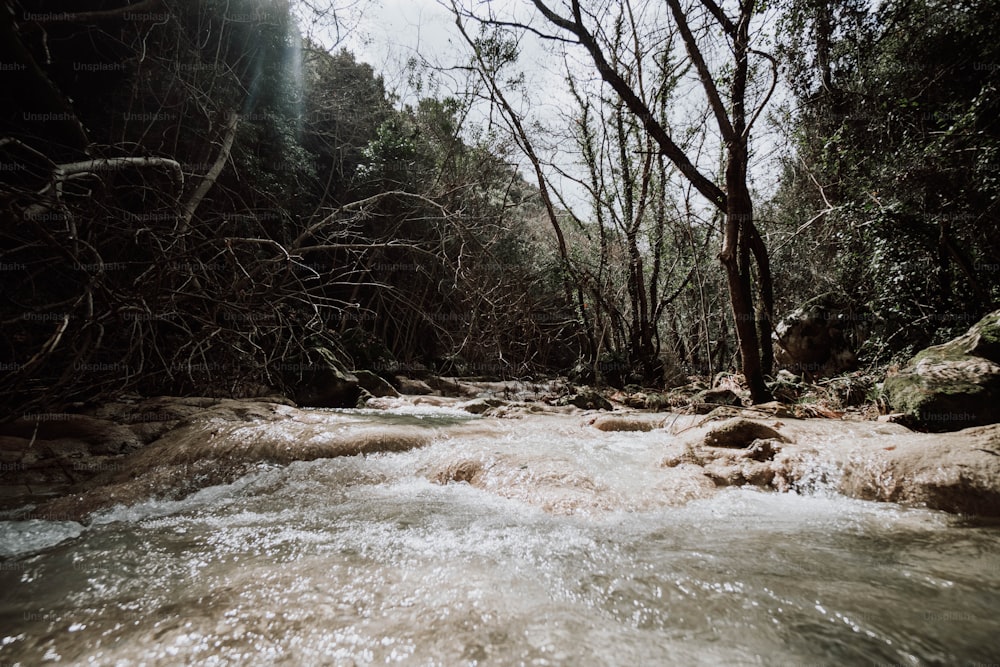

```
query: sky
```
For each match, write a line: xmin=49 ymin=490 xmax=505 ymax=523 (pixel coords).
xmin=340 ymin=0 xmax=460 ymax=97
xmin=337 ymin=0 xmax=571 ymax=115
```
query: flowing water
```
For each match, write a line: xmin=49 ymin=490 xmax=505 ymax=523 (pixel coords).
xmin=1 ymin=407 xmax=999 ymax=665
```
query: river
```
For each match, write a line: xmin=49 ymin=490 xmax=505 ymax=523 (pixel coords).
xmin=2 ymin=406 xmax=998 ymax=665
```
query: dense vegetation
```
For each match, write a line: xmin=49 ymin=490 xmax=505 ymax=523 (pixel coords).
xmin=1 ymin=0 xmax=578 ymax=415
xmin=768 ymin=0 xmax=1000 ymax=362
xmin=1 ymin=0 xmax=998 ymax=416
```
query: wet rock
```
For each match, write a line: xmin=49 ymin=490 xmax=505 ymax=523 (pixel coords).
xmin=0 ymin=414 xmax=144 ymax=509
xmin=292 ymin=351 xmax=361 ymax=408
xmin=32 ymin=399 xmax=438 ymax=522
xmin=425 ymin=376 xmax=480 ymax=398
xmin=744 ymin=438 xmax=782 ymax=462
xmin=694 ymin=388 xmax=742 ymax=407
xmin=394 ymin=376 xmax=434 ymax=395
xmin=432 ymin=459 xmax=485 ymax=485
xmin=446 ymin=455 xmax=616 ymax=515
xmin=883 ymin=310 xmax=1000 ymax=431
xmin=355 ymin=388 xmax=375 ymax=407
xmin=0 ymin=414 xmax=142 ymax=455
xmin=703 ymin=418 xmax=789 ymax=448
xmin=93 ymin=396 xmax=216 ymax=422
xmin=354 ymin=371 xmax=400 ymax=398
xmin=744 ymin=401 xmax=796 ymax=419
xmin=660 ymin=450 xmax=700 ymax=468
xmin=653 ymin=464 xmax=718 ymax=504
xmin=459 ymin=398 xmax=505 ymax=415
xmin=612 ymin=391 xmax=648 ymax=409
xmin=589 ymin=415 xmax=663 ymax=432
xmin=704 ymin=460 xmax=777 ymax=488
xmin=741 ymin=462 xmax=777 ymax=487
xmin=877 ymin=413 xmax=910 ymax=426
xmin=703 ymin=461 xmax=744 ymax=486
xmin=557 ymin=389 xmax=613 ymax=411
xmin=695 ymin=405 xmax=745 ymax=422
xmin=839 ymin=423 xmax=1000 ymax=516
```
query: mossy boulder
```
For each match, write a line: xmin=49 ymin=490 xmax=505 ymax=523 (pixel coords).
xmin=883 ymin=310 xmax=1000 ymax=431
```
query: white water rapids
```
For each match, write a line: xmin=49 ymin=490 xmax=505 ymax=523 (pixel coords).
xmin=1 ymin=407 xmax=998 ymax=665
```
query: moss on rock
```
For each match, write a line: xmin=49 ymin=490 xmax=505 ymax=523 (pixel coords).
xmin=884 ymin=310 xmax=1000 ymax=431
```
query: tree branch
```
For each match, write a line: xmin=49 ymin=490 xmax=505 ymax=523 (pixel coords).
xmin=531 ymin=0 xmax=726 ymax=209
xmin=745 ymin=48 xmax=778 ymax=139
xmin=179 ymin=111 xmax=239 ymax=232
xmin=57 ymin=156 xmax=183 ymax=184
xmin=665 ymin=0 xmax=736 ymax=144
xmin=697 ymin=0 xmax=736 ymax=37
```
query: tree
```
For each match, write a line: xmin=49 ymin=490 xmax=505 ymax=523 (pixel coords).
xmin=449 ymin=0 xmax=778 ymax=401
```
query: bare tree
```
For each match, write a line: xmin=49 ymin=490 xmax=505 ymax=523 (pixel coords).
xmin=450 ymin=0 xmax=778 ymax=401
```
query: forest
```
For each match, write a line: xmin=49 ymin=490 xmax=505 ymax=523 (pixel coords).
xmin=4 ymin=2 xmax=1000 ymax=663
xmin=2 ymin=0 xmax=999 ymax=417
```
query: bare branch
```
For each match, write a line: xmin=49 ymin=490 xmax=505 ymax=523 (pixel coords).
xmin=56 ymin=156 xmax=183 ymax=183
xmin=179 ymin=111 xmax=239 ymax=232
xmin=697 ymin=0 xmax=736 ymax=37
xmin=665 ymin=0 xmax=736 ymax=144
xmin=745 ymin=48 xmax=778 ymax=139
xmin=532 ymin=0 xmax=726 ymax=209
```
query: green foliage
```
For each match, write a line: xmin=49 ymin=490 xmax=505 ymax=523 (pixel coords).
xmin=768 ymin=0 xmax=1000 ymax=364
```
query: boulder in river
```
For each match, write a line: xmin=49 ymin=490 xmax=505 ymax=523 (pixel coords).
xmin=588 ymin=415 xmax=664 ymax=432
xmin=664 ymin=414 xmax=1000 ymax=517
xmin=9 ymin=396 xmax=1000 ymax=522
xmin=0 ymin=414 xmax=144 ymax=508
xmin=393 ymin=376 xmax=434 ymax=395
xmin=702 ymin=418 xmax=788 ymax=448
xmin=27 ymin=397 xmax=437 ymax=522
xmin=458 ymin=398 xmax=506 ymax=415
xmin=883 ymin=309 xmax=1000 ymax=431
xmin=838 ymin=423 xmax=1000 ymax=516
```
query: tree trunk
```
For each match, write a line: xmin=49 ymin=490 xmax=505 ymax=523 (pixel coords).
xmin=749 ymin=225 xmax=775 ymax=376
xmin=722 ymin=154 xmax=772 ymax=403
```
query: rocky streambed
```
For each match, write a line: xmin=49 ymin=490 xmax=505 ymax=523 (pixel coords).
xmin=3 ymin=389 xmax=1000 ymax=523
